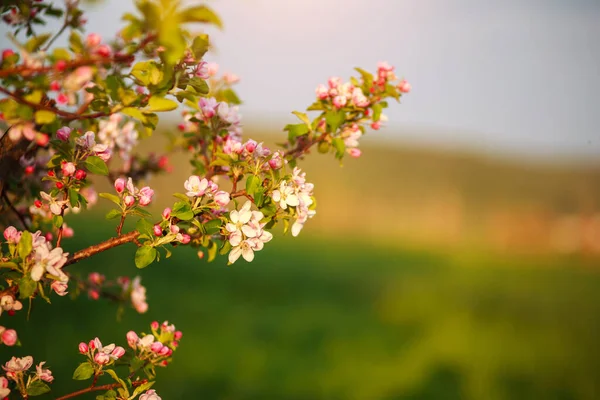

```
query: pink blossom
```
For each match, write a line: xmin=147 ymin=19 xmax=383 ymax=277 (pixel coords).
xmin=88 ymin=272 xmax=104 ymax=285
xmin=348 ymin=148 xmax=362 ymax=158
xmin=94 ymin=352 xmax=110 ymax=365
xmin=36 ymin=361 xmax=53 ymax=382
xmin=3 ymin=356 xmax=32 ymax=373
xmin=51 ymin=281 xmax=69 ymax=296
xmin=162 ymin=207 xmax=171 ymax=219
xmin=184 ymin=175 xmax=209 ymax=197
xmin=95 ymin=44 xmax=111 ymax=58
xmin=398 ymin=79 xmax=411 ymax=93
xmin=151 ymin=321 xmax=159 ymax=330
xmin=3 ymin=226 xmax=20 ymax=244
xmin=0 ymin=376 xmax=9 ymax=398
xmin=56 ymin=126 xmax=71 ymax=141
xmin=333 ymin=95 xmax=347 ymax=109
xmin=150 ymin=341 xmax=163 ymax=353
xmin=124 ymin=195 xmax=135 ymax=207
xmin=138 ymin=186 xmax=154 ymax=206
xmin=214 ymin=191 xmax=230 ymax=207
xmin=180 ymin=234 xmax=191 ymax=244
xmin=244 ymin=139 xmax=257 ymax=153
xmin=223 ymin=138 xmax=243 ymax=155
xmin=198 ymin=97 xmax=218 ymax=119
xmin=153 ymin=225 xmax=162 ymax=236
xmin=140 ymin=389 xmax=162 ymax=400
xmin=86 ymin=33 xmax=101 ymax=48
xmin=0 ymin=329 xmax=17 ymax=346
xmin=126 ymin=331 xmax=138 ymax=348
xmin=111 ymin=346 xmax=125 ymax=359
xmin=195 ymin=61 xmax=209 ymax=79
xmin=79 ymin=342 xmax=88 ymax=353
xmin=61 ymin=162 xmax=76 ymax=177
xmin=223 ymin=72 xmax=240 ymax=84
xmin=316 ymin=84 xmax=329 ymax=100
xmin=56 ymin=93 xmax=69 ymax=105
xmin=328 ymin=76 xmax=342 ymax=89
xmin=206 ymin=62 xmax=219 ymax=76
xmin=114 ymin=178 xmax=125 ymax=193
xmin=174 ymin=331 xmax=183 ymax=340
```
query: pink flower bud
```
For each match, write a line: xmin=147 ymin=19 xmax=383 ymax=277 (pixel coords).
xmin=398 ymin=79 xmax=411 ymax=93
xmin=3 ymin=226 xmax=19 ymax=243
xmin=151 ymin=321 xmax=159 ymax=330
xmin=55 ymin=60 xmax=67 ymax=71
xmin=315 ymin=84 xmax=329 ymax=100
xmin=159 ymin=346 xmax=171 ymax=356
xmin=245 ymin=139 xmax=257 ymax=153
xmin=333 ymin=95 xmax=347 ymax=109
xmin=2 ymin=49 xmax=14 ymax=59
xmin=1 ymin=329 xmax=17 ymax=346
xmin=150 ymin=341 xmax=164 ymax=353
xmin=61 ymin=162 xmax=76 ymax=177
xmin=24 ymin=165 xmax=34 ymax=175
xmin=114 ymin=178 xmax=125 ymax=193
xmin=89 ymin=289 xmax=100 ymax=300
xmin=214 ymin=191 xmax=230 ymax=207
xmin=348 ymin=148 xmax=362 ymax=158
xmin=371 ymin=121 xmax=381 ymax=130
xmin=170 ymin=225 xmax=180 ymax=234
xmin=89 ymin=340 xmax=96 ymax=350
xmin=50 ymin=81 xmax=61 ymax=91
xmin=197 ymin=250 xmax=204 ymax=259
xmin=126 ymin=331 xmax=138 ymax=347
xmin=96 ymin=44 xmax=111 ymax=58
xmin=86 ymin=33 xmax=101 ymax=48
xmin=138 ymin=186 xmax=154 ymax=206
xmin=111 ymin=346 xmax=126 ymax=358
xmin=124 ymin=195 xmax=135 ymax=207
xmin=172 ymin=340 xmax=179 ymax=347
xmin=79 ymin=342 xmax=88 ymax=353
xmin=56 ymin=126 xmax=71 ymax=142
xmin=180 ymin=234 xmax=191 ymax=244
xmin=88 ymin=272 xmax=104 ymax=285
xmin=56 ymin=93 xmax=69 ymax=105
xmin=94 ymin=352 xmax=110 ymax=365
xmin=162 ymin=208 xmax=171 ymax=219
xmin=174 ymin=331 xmax=183 ymax=340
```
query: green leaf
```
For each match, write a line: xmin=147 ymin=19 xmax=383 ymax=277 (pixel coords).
xmin=254 ymin=187 xmax=265 ymax=207
xmin=105 ymin=209 xmax=122 ymax=220
xmin=171 ymin=201 xmax=194 ymax=221
xmin=131 ymin=381 xmax=155 ymax=399
xmin=207 ymin=240 xmax=218 ymax=262
xmin=325 ymin=110 xmax=346 ymax=132
xmin=372 ymin=103 xmax=383 ymax=122
xmin=292 ymin=111 xmax=311 ymax=126
xmin=203 ymin=219 xmax=222 ymax=235
xmin=25 ymin=33 xmax=52 ymax=52
xmin=18 ymin=275 xmax=36 ymax=299
xmin=135 ymin=246 xmax=157 ymax=269
xmin=69 ymin=188 xmax=80 ymax=208
xmin=179 ymin=5 xmax=223 ymax=28
xmin=69 ymin=31 xmax=84 ymax=54
xmin=130 ymin=61 xmax=161 ymax=86
xmin=85 ymin=156 xmax=109 ymax=176
xmin=27 ymin=380 xmax=51 ymax=396
xmin=136 ymin=218 xmax=154 ymax=237
xmin=121 ymin=107 xmax=146 ymax=122
xmin=188 ymin=77 xmax=209 ymax=95
xmin=221 ymin=88 xmax=241 ymax=105
xmin=52 ymin=48 xmax=71 ymax=61
xmin=34 ymin=110 xmax=56 ymax=124
xmin=96 ymin=389 xmax=117 ymax=400
xmin=284 ymin=123 xmax=310 ymax=138
xmin=332 ymin=138 xmax=346 ymax=159
xmin=245 ymin=175 xmax=261 ymax=196
xmin=99 ymin=192 xmax=122 ymax=206
xmin=73 ymin=362 xmax=94 ymax=380
xmin=147 ymin=96 xmax=178 ymax=112
xmin=191 ymin=34 xmax=210 ymax=59
xmin=18 ymin=230 xmax=33 ymax=258
xmin=53 ymin=215 xmax=63 ymax=228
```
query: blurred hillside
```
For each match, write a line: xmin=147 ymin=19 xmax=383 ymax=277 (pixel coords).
xmin=135 ymin=125 xmax=600 ymax=258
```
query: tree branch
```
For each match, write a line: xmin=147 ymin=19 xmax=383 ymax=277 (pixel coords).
xmin=64 ymin=230 xmax=139 ymax=267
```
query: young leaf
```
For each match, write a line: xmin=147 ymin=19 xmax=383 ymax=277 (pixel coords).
xmin=98 ymin=193 xmax=122 ymax=206
xmin=85 ymin=156 xmax=109 ymax=176
xmin=34 ymin=110 xmax=56 ymax=124
xmin=135 ymin=246 xmax=157 ymax=269
xmin=18 ymin=275 xmax=36 ymax=299
xmin=18 ymin=230 xmax=33 ymax=258
xmin=147 ymin=96 xmax=178 ymax=112
xmin=105 ymin=209 xmax=122 ymax=220
xmin=245 ymin=175 xmax=261 ymax=196
xmin=325 ymin=110 xmax=346 ymax=132
xmin=73 ymin=362 xmax=94 ymax=380
xmin=27 ymin=380 xmax=51 ymax=396
xmin=179 ymin=5 xmax=223 ymax=28
xmin=284 ymin=123 xmax=310 ymax=138
xmin=171 ymin=201 xmax=194 ymax=221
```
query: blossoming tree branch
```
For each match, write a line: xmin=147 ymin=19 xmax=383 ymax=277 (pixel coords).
xmin=0 ymin=0 xmax=410 ymax=398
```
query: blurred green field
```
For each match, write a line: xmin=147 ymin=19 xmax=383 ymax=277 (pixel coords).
xmin=2 ymin=216 xmax=600 ymax=400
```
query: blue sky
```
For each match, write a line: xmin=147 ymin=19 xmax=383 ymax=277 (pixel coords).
xmin=4 ymin=0 xmax=600 ymax=162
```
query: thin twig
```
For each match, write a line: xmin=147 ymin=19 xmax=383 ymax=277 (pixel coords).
xmin=64 ymin=230 xmax=139 ymax=267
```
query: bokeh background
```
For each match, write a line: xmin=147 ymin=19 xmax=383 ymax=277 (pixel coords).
xmin=3 ymin=0 xmax=600 ymax=399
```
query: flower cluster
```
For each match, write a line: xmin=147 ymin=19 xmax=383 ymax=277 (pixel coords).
xmin=121 ymin=276 xmax=149 ymax=314
xmin=0 ymin=294 xmax=22 ymax=317
xmin=1 ymin=356 xmax=53 ymax=397
xmin=126 ymin=321 xmax=182 ymax=368
xmin=226 ymin=201 xmax=273 ymax=263
xmin=79 ymin=338 xmax=126 ymax=366
xmin=273 ymin=167 xmax=316 ymax=236
xmin=114 ymin=177 xmax=154 ymax=207
xmin=98 ymin=113 xmax=140 ymax=163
